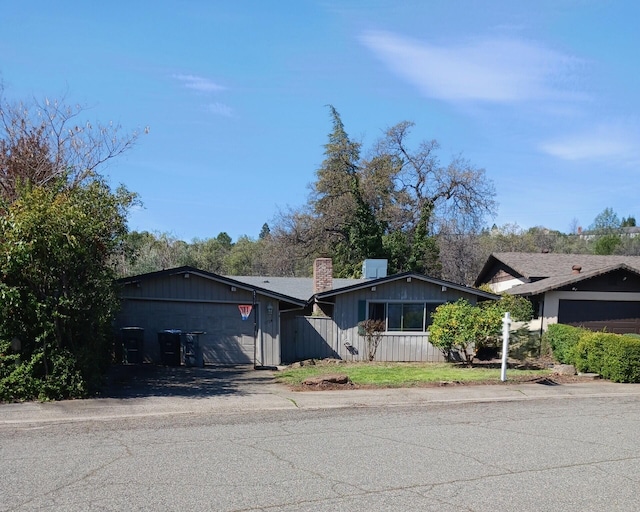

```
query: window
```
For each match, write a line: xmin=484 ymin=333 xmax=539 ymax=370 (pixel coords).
xmin=368 ymin=302 xmax=442 ymax=332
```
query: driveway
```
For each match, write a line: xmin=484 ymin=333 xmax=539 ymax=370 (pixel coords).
xmin=100 ymin=363 xmax=278 ymax=399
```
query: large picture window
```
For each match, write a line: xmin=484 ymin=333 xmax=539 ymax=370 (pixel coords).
xmin=368 ymin=302 xmax=441 ymax=332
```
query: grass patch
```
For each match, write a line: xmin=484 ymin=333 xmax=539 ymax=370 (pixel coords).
xmin=275 ymin=362 xmax=551 ymax=387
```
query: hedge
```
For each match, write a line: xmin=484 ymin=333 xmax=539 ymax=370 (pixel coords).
xmin=546 ymin=324 xmax=640 ymax=383
xmin=542 ymin=324 xmax=587 ymax=364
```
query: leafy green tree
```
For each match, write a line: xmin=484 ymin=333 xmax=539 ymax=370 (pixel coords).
xmin=621 ymin=216 xmax=636 ymax=228
xmin=0 ymin=90 xmax=139 ymax=400
xmin=590 ymin=207 xmax=621 ymax=233
xmin=259 ymin=223 xmax=271 ymax=240
xmin=593 ymin=234 xmax=622 ymax=255
xmin=0 ymin=181 xmax=136 ymax=398
xmin=429 ymin=299 xmax=502 ymax=364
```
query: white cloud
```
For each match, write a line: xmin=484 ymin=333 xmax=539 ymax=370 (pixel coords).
xmin=173 ymin=74 xmax=226 ymax=93
xmin=539 ymin=122 xmax=640 ymax=164
xmin=207 ymin=102 xmax=233 ymax=117
xmin=360 ymin=31 xmax=587 ymax=104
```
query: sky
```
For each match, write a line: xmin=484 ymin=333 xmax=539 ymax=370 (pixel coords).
xmin=1 ymin=1 xmax=639 ymax=242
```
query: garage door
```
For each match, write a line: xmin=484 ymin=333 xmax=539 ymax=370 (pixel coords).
xmin=558 ymin=300 xmax=640 ymax=334
xmin=122 ymin=301 xmax=256 ymax=364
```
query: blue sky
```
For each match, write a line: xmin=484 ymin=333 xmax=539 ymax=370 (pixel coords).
xmin=2 ymin=1 xmax=639 ymax=241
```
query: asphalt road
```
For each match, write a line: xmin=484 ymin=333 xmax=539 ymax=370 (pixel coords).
xmin=2 ymin=394 xmax=640 ymax=511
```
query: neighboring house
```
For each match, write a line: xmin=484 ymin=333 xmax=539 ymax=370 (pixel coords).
xmin=475 ymin=252 xmax=640 ymax=334
xmin=116 ymin=258 xmax=498 ymax=366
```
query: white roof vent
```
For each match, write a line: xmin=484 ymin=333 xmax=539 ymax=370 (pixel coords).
xmin=362 ymin=259 xmax=388 ymax=279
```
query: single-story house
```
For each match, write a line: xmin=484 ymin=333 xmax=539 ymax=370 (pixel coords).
xmin=116 ymin=258 xmax=498 ymax=366
xmin=475 ymin=252 xmax=640 ymax=334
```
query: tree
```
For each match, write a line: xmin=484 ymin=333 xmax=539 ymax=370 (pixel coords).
xmin=268 ymin=108 xmax=496 ymax=278
xmin=259 ymin=223 xmax=271 ymax=240
xmin=0 ymin=181 xmax=136 ymax=398
xmin=621 ymin=216 xmax=636 ymax=228
xmin=0 ymin=91 xmax=139 ymax=400
xmin=429 ymin=299 xmax=502 ymax=364
xmin=359 ymin=319 xmax=385 ymax=361
xmin=0 ymin=88 xmax=137 ymax=203
xmin=590 ymin=208 xmax=621 ymax=233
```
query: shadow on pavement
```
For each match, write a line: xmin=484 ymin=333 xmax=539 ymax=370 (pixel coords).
xmin=100 ymin=364 xmax=275 ymax=399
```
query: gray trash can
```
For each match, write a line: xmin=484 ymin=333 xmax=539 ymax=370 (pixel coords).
xmin=158 ymin=329 xmax=182 ymax=366
xmin=121 ymin=327 xmax=144 ymax=365
xmin=183 ymin=331 xmax=205 ymax=367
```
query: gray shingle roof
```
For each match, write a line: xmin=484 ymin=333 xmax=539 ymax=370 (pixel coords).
xmin=228 ymin=276 xmax=364 ymax=302
xmin=490 ymin=252 xmax=640 ymax=279
xmin=479 ymin=253 xmax=640 ymax=297
xmin=506 ymin=263 xmax=640 ymax=296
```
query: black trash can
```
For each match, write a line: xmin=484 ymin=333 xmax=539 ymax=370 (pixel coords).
xmin=158 ymin=329 xmax=181 ymax=366
xmin=121 ymin=327 xmax=144 ymax=365
xmin=183 ymin=331 xmax=205 ymax=367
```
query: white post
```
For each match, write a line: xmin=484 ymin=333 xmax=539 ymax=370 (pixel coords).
xmin=500 ymin=312 xmax=511 ymax=382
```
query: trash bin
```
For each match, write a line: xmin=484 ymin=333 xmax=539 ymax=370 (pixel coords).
xmin=121 ymin=327 xmax=144 ymax=364
xmin=158 ymin=329 xmax=181 ymax=366
xmin=183 ymin=331 xmax=205 ymax=367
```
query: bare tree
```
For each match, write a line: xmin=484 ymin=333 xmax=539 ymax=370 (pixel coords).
xmin=0 ymin=87 xmax=140 ymax=202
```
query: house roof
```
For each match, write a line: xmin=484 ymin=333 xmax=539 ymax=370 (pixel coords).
xmin=120 ymin=266 xmax=499 ymax=305
xmin=475 ymin=252 xmax=640 ymax=286
xmin=229 ymin=276 xmax=363 ymax=302
xmin=118 ymin=266 xmax=309 ymax=307
xmin=474 ymin=252 xmax=640 ymax=297
xmin=505 ymin=263 xmax=640 ymax=296
xmin=316 ymin=271 xmax=499 ymax=301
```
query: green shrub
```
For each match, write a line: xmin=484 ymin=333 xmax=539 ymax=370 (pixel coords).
xmin=573 ymin=331 xmax=613 ymax=374
xmin=543 ymin=324 xmax=586 ymax=364
xmin=0 ymin=343 xmax=87 ymax=402
xmin=601 ymin=336 xmax=640 ymax=383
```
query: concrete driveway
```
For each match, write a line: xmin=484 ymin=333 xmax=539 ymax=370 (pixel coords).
xmin=100 ymin=363 xmax=278 ymax=399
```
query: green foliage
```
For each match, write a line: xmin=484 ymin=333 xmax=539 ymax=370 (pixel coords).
xmin=544 ymin=325 xmax=640 ymax=383
xmin=542 ymin=323 xmax=586 ymax=364
xmin=0 ymin=341 xmax=86 ymax=402
xmin=621 ymin=216 xmax=636 ymax=228
xmin=590 ymin=207 xmax=621 ymax=233
xmin=0 ymin=182 xmax=134 ymax=399
xmin=573 ymin=331 xmax=611 ymax=374
xmin=573 ymin=331 xmax=640 ymax=383
xmin=593 ymin=234 xmax=622 ymax=255
xmin=601 ymin=336 xmax=640 ymax=383
xmin=491 ymin=294 xmax=534 ymax=322
xmin=429 ymin=299 xmax=502 ymax=364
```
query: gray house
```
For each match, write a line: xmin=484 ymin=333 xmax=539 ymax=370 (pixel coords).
xmin=116 ymin=258 xmax=498 ymax=366
xmin=475 ymin=252 xmax=640 ymax=334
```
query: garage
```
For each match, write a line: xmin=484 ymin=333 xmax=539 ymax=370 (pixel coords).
xmin=558 ymin=299 xmax=640 ymax=334
xmin=116 ymin=267 xmax=292 ymax=367
xmin=122 ymin=300 xmax=256 ymax=364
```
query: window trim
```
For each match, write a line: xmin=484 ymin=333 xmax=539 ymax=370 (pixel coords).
xmin=366 ymin=300 xmax=443 ymax=333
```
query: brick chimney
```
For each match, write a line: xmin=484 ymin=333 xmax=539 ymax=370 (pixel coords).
xmin=313 ymin=258 xmax=333 ymax=293
xmin=572 ymin=265 xmax=582 ymax=274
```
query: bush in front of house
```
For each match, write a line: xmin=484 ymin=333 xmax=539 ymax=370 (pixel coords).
xmin=430 ymin=299 xmax=502 ymax=364
xmin=542 ymin=324 xmax=587 ymax=364
xmin=0 ymin=339 xmax=87 ymax=402
xmin=600 ymin=335 xmax=640 ymax=383
xmin=573 ymin=331 xmax=615 ymax=375
xmin=551 ymin=327 xmax=640 ymax=383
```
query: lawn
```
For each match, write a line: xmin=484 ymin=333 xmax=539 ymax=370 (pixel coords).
xmin=275 ymin=362 xmax=551 ymax=388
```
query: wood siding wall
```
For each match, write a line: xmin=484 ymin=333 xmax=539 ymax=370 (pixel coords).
xmin=282 ymin=278 xmax=486 ymax=363
xmin=116 ymin=272 xmax=281 ymax=366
